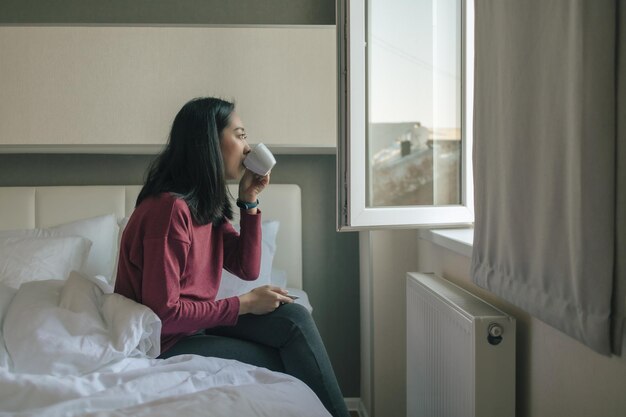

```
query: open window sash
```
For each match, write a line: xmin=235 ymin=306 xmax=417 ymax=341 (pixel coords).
xmin=337 ymin=0 xmax=474 ymax=231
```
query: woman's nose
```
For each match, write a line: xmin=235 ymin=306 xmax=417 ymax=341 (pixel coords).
xmin=243 ymin=142 xmax=252 ymax=154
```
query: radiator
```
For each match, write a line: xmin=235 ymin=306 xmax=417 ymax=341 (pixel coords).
xmin=406 ymin=272 xmax=516 ymax=417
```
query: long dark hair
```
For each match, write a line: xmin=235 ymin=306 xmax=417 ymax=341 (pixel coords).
xmin=137 ymin=97 xmax=234 ymax=225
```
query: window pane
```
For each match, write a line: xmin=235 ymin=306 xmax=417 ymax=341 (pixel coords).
xmin=367 ymin=0 xmax=462 ymax=207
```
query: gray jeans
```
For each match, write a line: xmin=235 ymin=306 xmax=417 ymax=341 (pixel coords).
xmin=158 ymin=303 xmax=350 ymax=417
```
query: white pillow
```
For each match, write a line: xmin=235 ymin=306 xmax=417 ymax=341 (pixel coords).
xmin=118 ymin=216 xmax=130 ymax=235
xmin=0 ymin=235 xmax=91 ymax=289
xmin=270 ymin=268 xmax=288 ymax=289
xmin=0 ymin=283 xmax=18 ymax=368
xmin=110 ymin=215 xmax=131 ymax=286
xmin=216 ymin=220 xmax=279 ymax=300
xmin=0 ymin=214 xmax=119 ymax=282
xmin=51 ymin=214 xmax=119 ymax=281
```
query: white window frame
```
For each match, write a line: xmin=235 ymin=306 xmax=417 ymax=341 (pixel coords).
xmin=337 ymin=0 xmax=475 ymax=230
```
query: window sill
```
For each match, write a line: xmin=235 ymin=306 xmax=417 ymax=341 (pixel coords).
xmin=418 ymin=227 xmax=474 ymax=258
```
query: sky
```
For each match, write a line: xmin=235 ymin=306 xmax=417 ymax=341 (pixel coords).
xmin=369 ymin=0 xmax=461 ymax=128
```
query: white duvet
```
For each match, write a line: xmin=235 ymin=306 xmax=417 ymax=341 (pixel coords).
xmin=0 ymin=272 xmax=330 ymax=417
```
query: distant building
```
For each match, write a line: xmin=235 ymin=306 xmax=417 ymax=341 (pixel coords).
xmin=369 ymin=122 xmax=460 ymax=207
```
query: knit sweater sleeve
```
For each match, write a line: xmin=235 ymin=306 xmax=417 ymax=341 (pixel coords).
xmin=222 ymin=209 xmax=263 ymax=281
xmin=140 ymin=235 xmax=240 ymax=336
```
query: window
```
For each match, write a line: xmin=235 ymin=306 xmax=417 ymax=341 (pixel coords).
xmin=337 ymin=0 xmax=474 ymax=230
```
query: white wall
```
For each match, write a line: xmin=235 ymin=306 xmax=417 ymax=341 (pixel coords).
xmin=362 ymin=230 xmax=626 ymax=417
xmin=0 ymin=26 xmax=336 ymax=149
xmin=419 ymin=239 xmax=626 ymax=417
xmin=360 ymin=230 xmax=417 ymax=417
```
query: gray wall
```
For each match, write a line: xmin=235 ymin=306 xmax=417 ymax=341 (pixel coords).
xmin=0 ymin=0 xmax=335 ymax=25
xmin=0 ymin=153 xmax=360 ymax=396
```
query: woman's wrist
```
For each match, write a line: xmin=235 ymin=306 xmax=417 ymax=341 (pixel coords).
xmin=236 ymin=198 xmax=258 ymax=209
xmin=238 ymin=293 xmax=251 ymax=315
xmin=236 ymin=198 xmax=259 ymax=214
xmin=238 ymin=193 xmax=257 ymax=203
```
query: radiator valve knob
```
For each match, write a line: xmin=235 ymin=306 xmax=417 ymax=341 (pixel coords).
xmin=488 ymin=323 xmax=503 ymax=338
xmin=487 ymin=323 xmax=504 ymax=345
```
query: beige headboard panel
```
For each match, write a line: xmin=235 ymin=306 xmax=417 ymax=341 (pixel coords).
xmin=0 ymin=184 xmax=302 ymax=288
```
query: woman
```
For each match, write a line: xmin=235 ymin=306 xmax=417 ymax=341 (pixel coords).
xmin=114 ymin=97 xmax=349 ymax=417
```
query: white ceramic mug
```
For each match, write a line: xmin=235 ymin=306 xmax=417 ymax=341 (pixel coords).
xmin=243 ymin=143 xmax=276 ymax=176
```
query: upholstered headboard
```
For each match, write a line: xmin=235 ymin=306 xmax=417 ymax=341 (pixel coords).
xmin=0 ymin=184 xmax=302 ymax=288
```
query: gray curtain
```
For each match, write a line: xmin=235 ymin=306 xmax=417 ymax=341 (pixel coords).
xmin=471 ymin=0 xmax=620 ymax=355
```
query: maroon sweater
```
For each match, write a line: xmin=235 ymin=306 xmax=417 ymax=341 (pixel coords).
xmin=114 ymin=193 xmax=262 ymax=353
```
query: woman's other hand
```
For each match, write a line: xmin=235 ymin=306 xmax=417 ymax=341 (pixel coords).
xmin=238 ymin=285 xmax=293 ymax=315
xmin=238 ymin=169 xmax=270 ymax=204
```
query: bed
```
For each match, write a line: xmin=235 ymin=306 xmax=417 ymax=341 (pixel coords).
xmin=0 ymin=184 xmax=329 ymax=417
